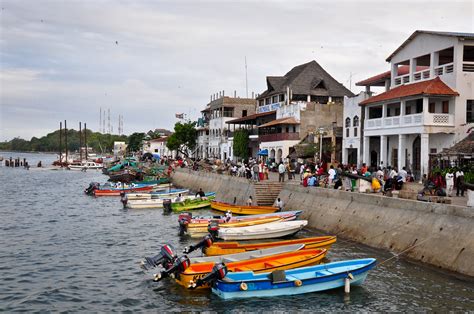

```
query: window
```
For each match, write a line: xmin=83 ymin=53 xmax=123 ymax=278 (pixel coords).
xmin=242 ymin=110 xmax=247 ymax=117
xmin=395 ymin=108 xmax=400 ymax=116
xmin=346 ymin=128 xmax=350 ymax=137
xmin=345 ymin=117 xmax=351 ymax=128
xmin=416 ymin=99 xmax=423 ymax=113
xmin=279 ymin=94 xmax=285 ymax=102
xmin=353 ymin=116 xmax=359 ymax=127
xmin=293 ymin=126 xmax=296 ymax=133
xmin=406 ymin=106 xmax=411 ymax=115
xmin=354 ymin=127 xmax=358 ymax=137
xmin=467 ymin=100 xmax=474 ymax=123
xmin=259 ymin=99 xmax=264 ymax=106
xmin=272 ymin=96 xmax=278 ymax=103
xmin=430 ymin=148 xmax=437 ymax=154
xmin=285 ymin=127 xmax=289 ymax=133
xmin=429 ymin=102 xmax=435 ymax=113
xmin=442 ymin=101 xmax=449 ymax=114
xmin=154 ymin=149 xmax=158 ymax=152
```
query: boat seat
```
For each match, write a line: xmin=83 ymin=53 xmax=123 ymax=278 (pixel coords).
xmin=222 ymin=257 xmax=238 ymax=263
xmin=234 ymin=266 xmax=252 ymax=272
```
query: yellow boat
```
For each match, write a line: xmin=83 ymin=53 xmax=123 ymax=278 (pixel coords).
xmin=203 ymin=236 xmax=337 ymax=256
xmin=211 ymin=201 xmax=279 ymax=215
xmin=175 ymin=248 xmax=327 ymax=289
xmin=186 ymin=217 xmax=283 ymax=238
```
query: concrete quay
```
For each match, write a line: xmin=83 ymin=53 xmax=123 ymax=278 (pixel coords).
xmin=171 ymin=168 xmax=474 ymax=277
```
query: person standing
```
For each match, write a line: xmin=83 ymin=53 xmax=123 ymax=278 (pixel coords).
xmin=445 ymin=170 xmax=454 ymax=197
xmin=299 ymin=163 xmax=305 ymax=181
xmin=328 ymin=165 xmax=336 ymax=185
xmin=399 ymin=167 xmax=408 ymax=182
xmin=278 ymin=162 xmax=286 ymax=182
xmin=276 ymin=198 xmax=283 ymax=211
xmin=252 ymin=163 xmax=260 ymax=182
xmin=455 ymin=168 xmax=465 ymax=197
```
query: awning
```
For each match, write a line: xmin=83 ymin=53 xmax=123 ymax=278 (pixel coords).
xmin=257 ymin=149 xmax=268 ymax=156
xmin=258 ymin=117 xmax=300 ymax=128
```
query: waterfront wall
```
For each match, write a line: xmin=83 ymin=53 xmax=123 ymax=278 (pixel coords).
xmin=279 ymin=184 xmax=474 ymax=277
xmin=172 ymin=168 xmax=474 ymax=277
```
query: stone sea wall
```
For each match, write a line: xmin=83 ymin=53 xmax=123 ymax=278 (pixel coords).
xmin=171 ymin=168 xmax=474 ymax=277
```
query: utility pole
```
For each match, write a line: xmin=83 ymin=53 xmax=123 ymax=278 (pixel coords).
xmin=84 ymin=123 xmax=88 ymax=160
xmin=64 ymin=120 xmax=68 ymax=164
xmin=79 ymin=122 xmax=82 ymax=161
xmin=59 ymin=121 xmax=62 ymax=165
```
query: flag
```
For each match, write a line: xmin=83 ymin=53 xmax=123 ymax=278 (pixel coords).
xmin=175 ymin=113 xmax=184 ymax=119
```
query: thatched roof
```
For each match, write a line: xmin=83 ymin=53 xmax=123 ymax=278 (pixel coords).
xmin=441 ymin=133 xmax=474 ymax=155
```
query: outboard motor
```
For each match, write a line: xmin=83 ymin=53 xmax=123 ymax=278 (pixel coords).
xmin=84 ymin=182 xmax=100 ymax=195
xmin=140 ymin=244 xmax=177 ymax=271
xmin=207 ymin=221 xmax=220 ymax=240
xmin=153 ymin=255 xmax=191 ymax=282
xmin=178 ymin=213 xmax=192 ymax=235
xmin=188 ymin=263 xmax=228 ymax=289
xmin=162 ymin=199 xmax=172 ymax=215
xmin=183 ymin=234 xmax=214 ymax=254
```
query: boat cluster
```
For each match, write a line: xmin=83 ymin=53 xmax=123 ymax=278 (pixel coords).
xmin=139 ymin=200 xmax=377 ymax=299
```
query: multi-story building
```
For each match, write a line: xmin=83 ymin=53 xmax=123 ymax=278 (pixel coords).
xmin=142 ymin=137 xmax=175 ymax=158
xmin=231 ymin=60 xmax=353 ymax=163
xmin=357 ymin=30 xmax=474 ymax=179
xmin=197 ymin=92 xmax=256 ymax=160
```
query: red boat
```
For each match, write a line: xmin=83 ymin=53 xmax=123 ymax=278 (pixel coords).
xmin=93 ymin=185 xmax=153 ymax=196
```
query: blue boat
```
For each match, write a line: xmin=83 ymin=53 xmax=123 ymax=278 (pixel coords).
xmin=212 ymin=258 xmax=376 ymax=299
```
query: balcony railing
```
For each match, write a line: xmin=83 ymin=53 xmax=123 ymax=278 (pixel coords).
xmin=394 ymin=62 xmax=454 ymax=86
xmin=365 ymin=113 xmax=454 ymax=130
xmin=413 ymin=69 xmax=430 ymax=82
xmin=259 ymin=132 xmax=299 ymax=142
xmin=463 ymin=61 xmax=474 ymax=72
xmin=434 ymin=62 xmax=454 ymax=76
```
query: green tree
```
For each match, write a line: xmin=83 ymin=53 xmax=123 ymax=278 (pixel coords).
xmin=166 ymin=121 xmax=197 ymax=157
xmin=127 ymin=132 xmax=146 ymax=152
xmin=233 ymin=129 xmax=249 ymax=160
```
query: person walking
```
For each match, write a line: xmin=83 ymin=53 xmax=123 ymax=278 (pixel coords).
xmin=252 ymin=163 xmax=260 ymax=182
xmin=278 ymin=162 xmax=286 ymax=182
xmin=445 ymin=170 xmax=454 ymax=197
xmin=455 ymin=168 xmax=465 ymax=197
xmin=328 ymin=165 xmax=336 ymax=185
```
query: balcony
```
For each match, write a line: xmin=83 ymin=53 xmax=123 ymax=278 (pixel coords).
xmin=393 ymin=62 xmax=454 ymax=86
xmin=434 ymin=63 xmax=454 ymax=76
xmin=259 ymin=132 xmax=299 ymax=142
xmin=256 ymin=101 xmax=284 ymax=113
xmin=365 ymin=113 xmax=454 ymax=130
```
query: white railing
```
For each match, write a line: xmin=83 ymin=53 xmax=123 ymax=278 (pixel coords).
xmin=394 ymin=73 xmax=410 ymax=86
xmin=434 ymin=62 xmax=454 ymax=76
xmin=365 ymin=113 xmax=454 ymax=129
xmin=463 ymin=61 xmax=474 ymax=72
xmin=413 ymin=69 xmax=431 ymax=82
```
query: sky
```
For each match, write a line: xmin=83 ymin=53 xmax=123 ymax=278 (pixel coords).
xmin=0 ymin=0 xmax=473 ymax=141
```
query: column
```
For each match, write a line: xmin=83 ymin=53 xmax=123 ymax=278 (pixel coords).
xmin=380 ymin=135 xmax=387 ymax=168
xmin=429 ymin=51 xmax=438 ymax=79
xmin=422 ymin=96 xmax=429 ymax=124
xmin=420 ymin=133 xmax=429 ymax=179
xmin=363 ymin=136 xmax=370 ymax=165
xmin=409 ymin=58 xmax=417 ymax=82
xmin=390 ymin=63 xmax=398 ymax=88
xmin=398 ymin=134 xmax=406 ymax=170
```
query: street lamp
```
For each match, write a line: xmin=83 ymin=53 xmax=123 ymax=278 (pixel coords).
xmin=318 ymin=127 xmax=325 ymax=162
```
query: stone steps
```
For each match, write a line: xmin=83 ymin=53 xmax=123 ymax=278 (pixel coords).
xmin=254 ymin=182 xmax=284 ymax=206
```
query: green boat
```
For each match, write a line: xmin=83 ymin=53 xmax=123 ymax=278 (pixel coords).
xmin=171 ymin=195 xmax=216 ymax=212
xmin=132 ymin=177 xmax=170 ymax=185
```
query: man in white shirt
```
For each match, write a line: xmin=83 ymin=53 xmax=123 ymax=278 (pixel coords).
xmin=276 ymin=198 xmax=284 ymax=211
xmin=389 ymin=168 xmax=398 ymax=179
xmin=445 ymin=170 xmax=454 ymax=197
xmin=399 ymin=167 xmax=408 ymax=182
xmin=278 ymin=162 xmax=286 ymax=182
xmin=328 ymin=165 xmax=336 ymax=184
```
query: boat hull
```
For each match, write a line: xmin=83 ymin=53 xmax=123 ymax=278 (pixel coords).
xmin=186 ymin=217 xmax=284 ymax=238
xmin=217 ymin=221 xmax=308 ymax=241
xmin=94 ymin=186 xmax=153 ymax=196
xmin=204 ymin=236 xmax=336 ymax=256
xmin=211 ymin=201 xmax=279 ymax=215
xmin=212 ymin=258 xmax=377 ymax=299
xmin=183 ymin=210 xmax=302 ymax=224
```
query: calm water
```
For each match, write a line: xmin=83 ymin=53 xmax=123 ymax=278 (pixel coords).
xmin=1 ymin=152 xmax=473 ymax=312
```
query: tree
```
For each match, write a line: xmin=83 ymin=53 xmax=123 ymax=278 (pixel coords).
xmin=233 ymin=129 xmax=249 ymax=160
xmin=166 ymin=121 xmax=197 ymax=157
xmin=127 ymin=132 xmax=146 ymax=152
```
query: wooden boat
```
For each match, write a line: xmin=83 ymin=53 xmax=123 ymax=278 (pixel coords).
xmin=108 ymin=169 xmax=139 ymax=183
xmin=186 ymin=217 xmax=283 ymax=238
xmin=211 ymin=201 xmax=279 ymax=215
xmin=131 ymin=177 xmax=170 ymax=185
xmin=94 ymin=185 xmax=153 ymax=196
xmin=126 ymin=193 xmax=216 ymax=209
xmin=171 ymin=196 xmax=216 ymax=212
xmin=68 ymin=161 xmax=103 ymax=170
xmin=215 ymin=220 xmax=308 ymax=241
xmin=174 ymin=248 xmax=327 ymax=289
xmin=126 ymin=189 xmax=189 ymax=200
xmin=180 ymin=210 xmax=302 ymax=225
xmin=190 ymin=244 xmax=305 ymax=264
xmin=204 ymin=235 xmax=337 ymax=256
xmin=212 ymin=258 xmax=377 ymax=299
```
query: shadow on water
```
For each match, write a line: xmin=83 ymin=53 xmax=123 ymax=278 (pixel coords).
xmin=0 ymin=152 xmax=473 ymax=311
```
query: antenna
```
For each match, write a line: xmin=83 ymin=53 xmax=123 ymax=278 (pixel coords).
xmin=347 ymin=72 xmax=356 ymax=92
xmin=108 ymin=108 xmax=111 ymax=134
xmin=99 ymin=108 xmax=102 ymax=133
xmin=245 ymin=56 xmax=248 ymax=98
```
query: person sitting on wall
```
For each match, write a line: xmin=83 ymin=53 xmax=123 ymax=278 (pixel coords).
xmin=246 ymin=196 xmax=253 ymax=206
xmin=195 ymin=188 xmax=206 ymax=199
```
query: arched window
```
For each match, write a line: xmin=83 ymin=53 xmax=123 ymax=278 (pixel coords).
xmin=345 ymin=117 xmax=351 ymax=128
xmin=353 ymin=116 xmax=359 ymax=127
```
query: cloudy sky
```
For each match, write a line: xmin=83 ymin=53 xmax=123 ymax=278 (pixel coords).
xmin=0 ymin=0 xmax=472 ymax=141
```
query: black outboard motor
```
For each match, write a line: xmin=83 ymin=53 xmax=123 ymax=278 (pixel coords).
xmin=140 ymin=244 xmax=177 ymax=271
xmin=84 ymin=182 xmax=100 ymax=195
xmin=183 ymin=234 xmax=214 ymax=254
xmin=162 ymin=199 xmax=172 ymax=215
xmin=153 ymin=255 xmax=191 ymax=282
xmin=208 ymin=221 xmax=220 ymax=240
xmin=189 ymin=263 xmax=228 ymax=289
xmin=178 ymin=213 xmax=193 ymax=235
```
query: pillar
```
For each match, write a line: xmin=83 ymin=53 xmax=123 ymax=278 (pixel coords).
xmin=380 ymin=135 xmax=387 ymax=168
xmin=398 ymin=134 xmax=406 ymax=171
xmin=420 ymin=133 xmax=430 ymax=179
xmin=429 ymin=51 xmax=438 ymax=79
xmin=422 ymin=96 xmax=429 ymax=123
xmin=390 ymin=63 xmax=398 ymax=88
xmin=363 ymin=136 xmax=370 ymax=165
xmin=409 ymin=58 xmax=417 ymax=82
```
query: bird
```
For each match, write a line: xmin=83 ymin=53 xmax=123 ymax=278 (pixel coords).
xmin=115 ymin=41 xmax=118 ymax=45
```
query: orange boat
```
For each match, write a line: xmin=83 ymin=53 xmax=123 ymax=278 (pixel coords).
xmin=211 ymin=201 xmax=279 ymax=215
xmin=204 ymin=236 xmax=336 ymax=256
xmin=94 ymin=186 xmax=153 ymax=196
xmin=172 ymin=248 xmax=327 ymax=289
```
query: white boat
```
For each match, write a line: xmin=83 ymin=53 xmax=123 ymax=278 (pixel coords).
xmin=190 ymin=244 xmax=304 ymax=264
xmin=126 ymin=189 xmax=189 ymax=200
xmin=217 ymin=220 xmax=308 ymax=241
xmin=68 ymin=161 xmax=103 ymax=171
xmin=126 ymin=192 xmax=210 ymax=209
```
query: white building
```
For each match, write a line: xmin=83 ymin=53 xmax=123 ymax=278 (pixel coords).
xmin=113 ymin=141 xmax=127 ymax=157
xmin=342 ymin=92 xmax=370 ymax=166
xmin=143 ymin=137 xmax=175 ymax=158
xmin=358 ymin=30 xmax=474 ymax=179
